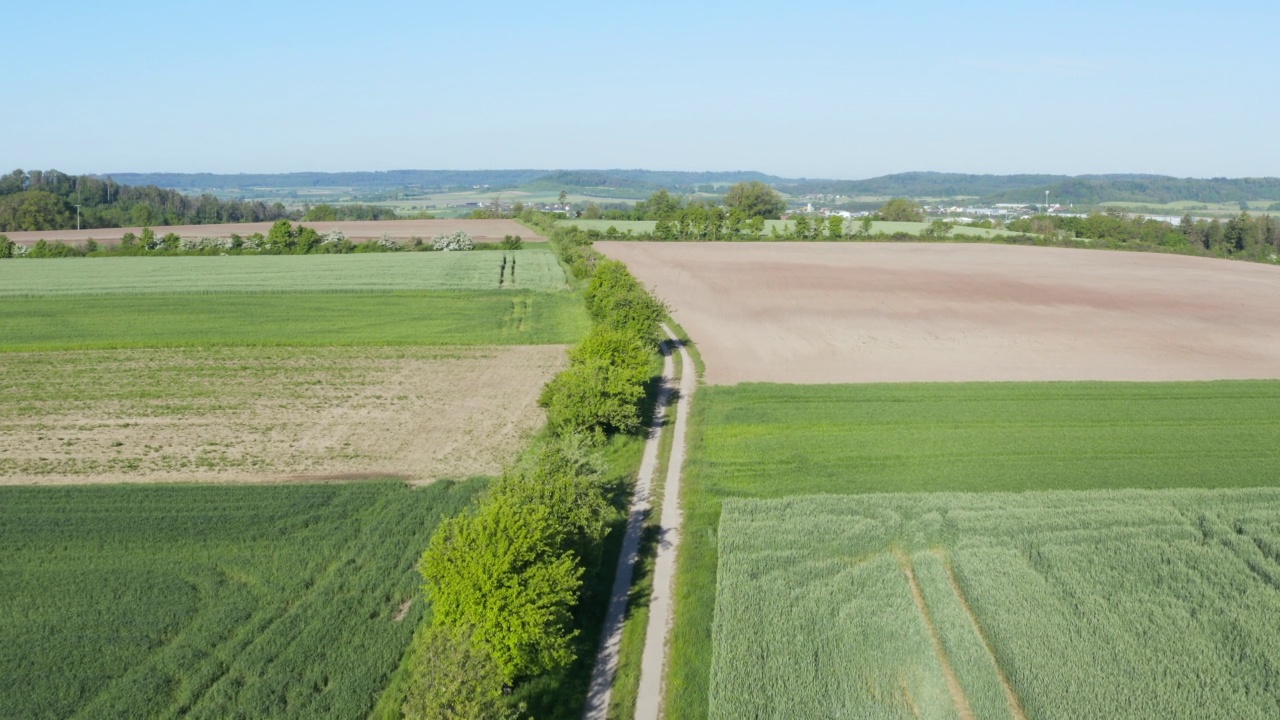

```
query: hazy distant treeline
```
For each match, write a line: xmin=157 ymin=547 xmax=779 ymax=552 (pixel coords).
xmin=0 ymin=169 xmax=295 ymax=232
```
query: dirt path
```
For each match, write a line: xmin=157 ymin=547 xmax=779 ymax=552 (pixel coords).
xmin=634 ymin=324 xmax=695 ymax=720
xmin=582 ymin=342 xmax=676 ymax=720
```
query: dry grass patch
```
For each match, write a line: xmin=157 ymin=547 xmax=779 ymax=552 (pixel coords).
xmin=0 ymin=345 xmax=568 ymax=484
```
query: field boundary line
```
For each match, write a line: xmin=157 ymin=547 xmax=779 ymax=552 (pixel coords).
xmin=894 ymin=548 xmax=974 ymax=720
xmin=582 ymin=340 xmax=676 ymax=719
xmin=636 ymin=324 xmax=695 ymax=720
xmin=938 ymin=552 xmax=1029 ymax=720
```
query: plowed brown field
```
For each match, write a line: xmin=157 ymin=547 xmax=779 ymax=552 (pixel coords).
xmin=6 ymin=218 xmax=541 ymax=245
xmin=598 ymin=241 xmax=1280 ymax=385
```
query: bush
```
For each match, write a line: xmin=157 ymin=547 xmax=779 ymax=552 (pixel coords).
xmin=421 ymin=495 xmax=583 ymax=682
xmin=539 ymin=326 xmax=652 ymax=435
xmin=401 ymin=626 xmax=521 ymax=720
xmin=0 ymin=234 xmax=12 ymax=259
xmin=491 ymin=434 xmax=613 ymax=563
xmin=27 ymin=239 xmax=83 ymax=258
xmin=433 ymin=231 xmax=475 ymax=251
xmin=584 ymin=260 xmax=667 ymax=347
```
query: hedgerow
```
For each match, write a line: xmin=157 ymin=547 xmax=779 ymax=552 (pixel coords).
xmin=402 ymin=226 xmax=662 ymax=716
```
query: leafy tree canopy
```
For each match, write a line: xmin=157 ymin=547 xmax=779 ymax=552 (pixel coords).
xmin=723 ymin=181 xmax=787 ymax=219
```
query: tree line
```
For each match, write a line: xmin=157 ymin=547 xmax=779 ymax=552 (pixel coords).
xmin=390 ymin=225 xmax=666 ymax=719
xmin=1008 ymin=211 xmax=1280 ymax=261
xmin=0 ymin=169 xmax=294 ymax=232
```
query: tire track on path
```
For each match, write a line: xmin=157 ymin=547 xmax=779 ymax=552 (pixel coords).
xmin=634 ymin=324 xmax=695 ymax=720
xmin=582 ymin=336 xmax=676 ymax=720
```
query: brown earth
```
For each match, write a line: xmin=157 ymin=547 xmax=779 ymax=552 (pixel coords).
xmin=598 ymin=241 xmax=1280 ymax=385
xmin=6 ymin=218 xmax=542 ymax=246
xmin=0 ymin=345 xmax=567 ymax=485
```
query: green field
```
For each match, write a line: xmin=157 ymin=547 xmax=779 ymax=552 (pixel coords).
xmin=0 ymin=481 xmax=482 ymax=720
xmin=0 ymin=249 xmax=568 ymax=296
xmin=0 ymin=291 xmax=588 ymax=351
xmin=558 ymin=219 xmax=1020 ymax=239
xmin=712 ymin=489 xmax=1280 ymax=719
xmin=668 ymin=381 xmax=1280 ymax=719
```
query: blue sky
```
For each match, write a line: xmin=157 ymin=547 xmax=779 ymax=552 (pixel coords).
xmin=4 ymin=0 xmax=1276 ymax=179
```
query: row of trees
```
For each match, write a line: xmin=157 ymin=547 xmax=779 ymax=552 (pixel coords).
xmin=1008 ymin=211 xmax=1280 ymax=260
xmin=580 ymin=181 xmax=788 ymax=222
xmin=0 ymin=169 xmax=295 ymax=232
xmin=0 ymin=222 xmax=482 ymax=258
xmin=402 ymin=226 xmax=665 ymax=718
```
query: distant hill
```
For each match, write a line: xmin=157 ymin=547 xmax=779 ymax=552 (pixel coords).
xmin=94 ymin=169 xmax=1280 ymax=207
xmin=984 ymin=176 xmax=1280 ymax=205
xmin=788 ymin=172 xmax=1073 ymax=198
xmin=102 ymin=170 xmax=550 ymax=191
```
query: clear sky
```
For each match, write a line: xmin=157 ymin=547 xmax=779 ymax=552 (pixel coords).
xmin=4 ymin=0 xmax=1276 ymax=179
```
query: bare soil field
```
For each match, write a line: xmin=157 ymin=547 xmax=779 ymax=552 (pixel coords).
xmin=5 ymin=218 xmax=542 ymax=245
xmin=0 ymin=345 xmax=567 ymax=484
xmin=598 ymin=242 xmax=1280 ymax=385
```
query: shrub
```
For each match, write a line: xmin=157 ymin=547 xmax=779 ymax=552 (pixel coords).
xmin=372 ymin=232 xmax=403 ymax=252
xmin=584 ymin=260 xmax=667 ymax=347
xmin=421 ymin=495 xmax=582 ymax=682
xmin=401 ymin=626 xmax=521 ymax=720
xmin=0 ymin=234 xmax=12 ymax=259
xmin=491 ymin=434 xmax=613 ymax=563
xmin=539 ymin=326 xmax=652 ymax=435
xmin=27 ymin=239 xmax=83 ymax=258
xmin=433 ymin=231 xmax=475 ymax=251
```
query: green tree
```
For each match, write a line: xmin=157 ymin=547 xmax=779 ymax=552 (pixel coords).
xmin=748 ymin=215 xmax=765 ymax=239
xmin=859 ymin=216 xmax=874 ymax=236
xmin=558 ymin=190 xmax=568 ymax=206
xmin=791 ymin=215 xmax=810 ymax=239
xmin=539 ymin=326 xmax=652 ymax=435
xmin=401 ymin=626 xmax=521 ymax=720
xmin=582 ymin=202 xmax=603 ymax=220
xmin=421 ymin=496 xmax=582 ymax=682
xmin=1205 ymin=219 xmax=1224 ymax=251
xmin=827 ymin=215 xmax=844 ymax=239
xmin=877 ymin=198 xmax=925 ymax=222
xmin=723 ymin=181 xmax=786 ymax=219
xmin=0 ymin=190 xmax=71 ymax=231
xmin=304 ymin=204 xmax=339 ymax=222
xmin=923 ymin=220 xmax=953 ymax=239
xmin=265 ymin=219 xmax=295 ymax=253
xmin=654 ymin=217 xmax=677 ymax=241
xmin=0 ymin=234 xmax=12 ymax=258
xmin=637 ymin=189 xmax=683 ymax=219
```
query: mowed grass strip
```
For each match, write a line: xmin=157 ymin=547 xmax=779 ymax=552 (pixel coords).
xmin=0 ymin=480 xmax=482 ymax=720
xmin=0 ymin=248 xmax=568 ymax=296
xmin=667 ymin=380 xmax=1280 ymax=719
xmin=0 ymin=291 xmax=588 ymax=351
xmin=712 ymin=490 xmax=1280 ymax=720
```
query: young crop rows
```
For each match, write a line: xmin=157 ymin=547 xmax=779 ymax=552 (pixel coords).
xmin=0 ymin=482 xmax=481 ymax=719
xmin=1 ymin=247 xmax=569 ymax=296
xmin=711 ymin=489 xmax=1280 ymax=720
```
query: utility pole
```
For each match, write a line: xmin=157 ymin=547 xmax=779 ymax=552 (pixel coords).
xmin=75 ymin=204 xmax=82 ymax=230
